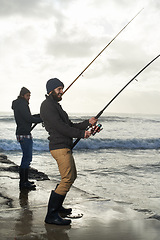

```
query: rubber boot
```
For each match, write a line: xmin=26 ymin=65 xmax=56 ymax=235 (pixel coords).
xmin=55 ymin=184 xmax=72 ymax=216
xmin=24 ymin=168 xmax=35 ymax=186
xmin=19 ymin=168 xmax=36 ymax=191
xmin=58 ymin=205 xmax=72 ymax=216
xmin=45 ymin=191 xmax=71 ymax=225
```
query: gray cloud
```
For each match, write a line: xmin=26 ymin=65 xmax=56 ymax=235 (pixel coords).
xmin=0 ymin=0 xmax=159 ymax=114
xmin=151 ymin=0 xmax=160 ymax=9
xmin=46 ymin=37 xmax=95 ymax=58
xmin=0 ymin=0 xmax=57 ymax=18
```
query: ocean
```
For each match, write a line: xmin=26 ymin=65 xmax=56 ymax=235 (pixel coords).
xmin=0 ymin=112 xmax=160 ymax=219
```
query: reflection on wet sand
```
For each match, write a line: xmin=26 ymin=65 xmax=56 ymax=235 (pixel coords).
xmin=1 ymin=153 xmax=160 ymax=240
xmin=14 ymin=189 xmax=70 ymax=240
xmin=15 ymin=190 xmax=33 ymax=237
xmin=45 ymin=224 xmax=70 ymax=240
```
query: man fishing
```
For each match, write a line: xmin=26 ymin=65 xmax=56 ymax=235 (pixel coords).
xmin=12 ymin=87 xmax=42 ymax=191
xmin=40 ymin=78 xmax=98 ymax=225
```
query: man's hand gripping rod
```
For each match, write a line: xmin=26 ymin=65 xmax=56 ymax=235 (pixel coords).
xmin=72 ymin=55 xmax=160 ymax=149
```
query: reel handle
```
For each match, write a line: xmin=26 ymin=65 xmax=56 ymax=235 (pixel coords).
xmin=91 ymin=123 xmax=103 ymax=136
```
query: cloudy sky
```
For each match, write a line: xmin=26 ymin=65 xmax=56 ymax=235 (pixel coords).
xmin=0 ymin=0 xmax=159 ymax=115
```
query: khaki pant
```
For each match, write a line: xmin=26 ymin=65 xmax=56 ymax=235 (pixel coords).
xmin=50 ymin=148 xmax=77 ymax=196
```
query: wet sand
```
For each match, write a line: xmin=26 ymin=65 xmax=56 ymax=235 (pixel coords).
xmin=0 ymin=154 xmax=160 ymax=240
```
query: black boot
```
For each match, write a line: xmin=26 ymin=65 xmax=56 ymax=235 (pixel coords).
xmin=24 ymin=168 xmax=35 ymax=186
xmin=19 ymin=168 xmax=36 ymax=191
xmin=58 ymin=205 xmax=72 ymax=217
xmin=55 ymin=184 xmax=72 ymax=216
xmin=45 ymin=191 xmax=71 ymax=225
xmin=58 ymin=199 xmax=72 ymax=217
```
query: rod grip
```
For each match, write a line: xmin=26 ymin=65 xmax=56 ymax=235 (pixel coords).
xmin=95 ymin=110 xmax=103 ymax=119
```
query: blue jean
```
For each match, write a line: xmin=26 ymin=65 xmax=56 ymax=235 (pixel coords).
xmin=19 ymin=138 xmax=33 ymax=168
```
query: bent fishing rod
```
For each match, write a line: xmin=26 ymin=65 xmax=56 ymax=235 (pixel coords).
xmin=72 ymin=54 xmax=160 ymax=149
xmin=31 ymin=9 xmax=143 ymax=131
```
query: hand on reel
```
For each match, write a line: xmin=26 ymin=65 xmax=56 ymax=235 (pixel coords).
xmin=90 ymin=123 xmax=103 ymax=136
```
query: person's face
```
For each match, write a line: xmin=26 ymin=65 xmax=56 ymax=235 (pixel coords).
xmin=52 ymin=86 xmax=63 ymax=102
xmin=23 ymin=93 xmax=31 ymax=102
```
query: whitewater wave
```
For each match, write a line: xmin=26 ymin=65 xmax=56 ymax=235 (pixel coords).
xmin=76 ymin=138 xmax=160 ymax=150
xmin=0 ymin=139 xmax=49 ymax=151
xmin=0 ymin=138 xmax=160 ymax=151
xmin=0 ymin=116 xmax=14 ymax=122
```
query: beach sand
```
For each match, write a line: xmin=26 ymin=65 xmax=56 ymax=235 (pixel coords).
xmin=0 ymin=154 xmax=160 ymax=240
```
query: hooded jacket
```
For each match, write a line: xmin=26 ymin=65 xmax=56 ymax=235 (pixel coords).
xmin=12 ymin=97 xmax=42 ymax=135
xmin=40 ymin=95 xmax=89 ymax=150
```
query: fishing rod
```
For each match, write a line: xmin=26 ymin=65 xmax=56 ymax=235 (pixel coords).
xmin=72 ymin=54 xmax=160 ymax=149
xmin=63 ymin=8 xmax=143 ymax=94
xmin=31 ymin=9 xmax=143 ymax=131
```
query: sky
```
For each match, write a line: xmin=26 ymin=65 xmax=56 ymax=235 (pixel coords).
xmin=0 ymin=0 xmax=159 ymax=115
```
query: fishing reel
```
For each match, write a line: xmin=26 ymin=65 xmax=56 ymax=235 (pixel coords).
xmin=90 ymin=123 xmax=103 ymax=136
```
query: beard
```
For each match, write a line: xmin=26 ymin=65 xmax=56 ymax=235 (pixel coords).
xmin=51 ymin=91 xmax=62 ymax=102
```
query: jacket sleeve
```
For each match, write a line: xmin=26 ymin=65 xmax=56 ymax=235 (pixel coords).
xmin=40 ymin=101 xmax=86 ymax=139
xmin=69 ymin=120 xmax=89 ymax=130
xmin=32 ymin=114 xmax=43 ymax=123
xmin=19 ymin=102 xmax=42 ymax=124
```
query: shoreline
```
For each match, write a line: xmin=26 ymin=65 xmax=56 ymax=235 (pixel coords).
xmin=1 ymin=153 xmax=160 ymax=240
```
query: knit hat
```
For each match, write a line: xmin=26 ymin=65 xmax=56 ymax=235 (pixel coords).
xmin=19 ymin=87 xmax=30 ymax=97
xmin=46 ymin=78 xmax=64 ymax=94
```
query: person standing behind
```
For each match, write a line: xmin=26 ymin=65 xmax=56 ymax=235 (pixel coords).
xmin=12 ymin=87 xmax=42 ymax=191
xmin=40 ymin=78 xmax=97 ymax=225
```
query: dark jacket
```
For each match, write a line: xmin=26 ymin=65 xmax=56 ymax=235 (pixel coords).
xmin=12 ymin=97 xmax=42 ymax=135
xmin=40 ymin=95 xmax=89 ymax=150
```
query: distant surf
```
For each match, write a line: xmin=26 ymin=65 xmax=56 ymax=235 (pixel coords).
xmin=1 ymin=137 xmax=160 ymax=151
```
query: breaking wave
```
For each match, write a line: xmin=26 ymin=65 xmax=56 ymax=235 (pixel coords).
xmin=0 ymin=138 xmax=160 ymax=152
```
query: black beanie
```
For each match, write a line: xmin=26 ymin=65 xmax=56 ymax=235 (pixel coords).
xmin=19 ymin=87 xmax=30 ymax=97
xmin=46 ymin=78 xmax=64 ymax=94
